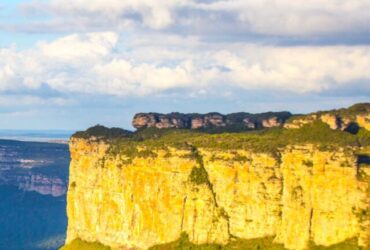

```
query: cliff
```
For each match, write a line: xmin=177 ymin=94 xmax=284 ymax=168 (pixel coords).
xmin=132 ymin=103 xmax=370 ymax=134
xmin=132 ymin=111 xmax=292 ymax=131
xmin=63 ymin=104 xmax=370 ymax=250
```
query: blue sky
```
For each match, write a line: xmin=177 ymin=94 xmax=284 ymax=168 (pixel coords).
xmin=0 ymin=0 xmax=369 ymax=130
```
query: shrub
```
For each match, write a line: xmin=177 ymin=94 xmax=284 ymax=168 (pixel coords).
xmin=189 ymin=166 xmax=209 ymax=185
xmin=303 ymin=160 xmax=313 ymax=167
xmin=73 ymin=125 xmax=132 ymax=140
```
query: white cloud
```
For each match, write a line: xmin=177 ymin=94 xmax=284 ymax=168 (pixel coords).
xmin=0 ymin=46 xmax=43 ymax=91
xmin=211 ymin=45 xmax=370 ymax=93
xmin=22 ymin=0 xmax=185 ymax=30
xmin=0 ymin=32 xmax=369 ymax=98
xmin=18 ymin=0 xmax=370 ymax=37
xmin=198 ymin=0 xmax=370 ymax=36
xmin=37 ymin=32 xmax=118 ymax=61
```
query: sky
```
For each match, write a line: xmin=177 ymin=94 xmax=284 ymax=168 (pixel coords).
xmin=0 ymin=0 xmax=369 ymax=130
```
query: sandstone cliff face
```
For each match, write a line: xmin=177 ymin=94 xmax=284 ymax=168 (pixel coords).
xmin=65 ymin=139 xmax=369 ymax=250
xmin=284 ymin=113 xmax=368 ymax=133
xmin=132 ymin=112 xmax=291 ymax=130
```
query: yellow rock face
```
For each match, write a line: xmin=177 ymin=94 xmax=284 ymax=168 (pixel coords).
xmin=357 ymin=114 xmax=370 ymax=131
xmin=66 ymin=139 xmax=369 ymax=250
xmin=320 ymin=114 xmax=340 ymax=130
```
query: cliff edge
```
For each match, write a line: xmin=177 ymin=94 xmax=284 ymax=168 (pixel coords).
xmin=63 ymin=103 xmax=370 ymax=250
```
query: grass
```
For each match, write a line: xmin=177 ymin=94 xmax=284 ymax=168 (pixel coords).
xmin=59 ymin=238 xmax=111 ymax=250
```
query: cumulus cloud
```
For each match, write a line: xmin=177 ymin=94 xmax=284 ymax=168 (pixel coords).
xmin=196 ymin=0 xmax=370 ymax=36
xmin=0 ymin=32 xmax=369 ymax=97
xmin=38 ymin=32 xmax=118 ymax=60
xmin=20 ymin=0 xmax=184 ymax=30
xmin=16 ymin=0 xmax=370 ymax=40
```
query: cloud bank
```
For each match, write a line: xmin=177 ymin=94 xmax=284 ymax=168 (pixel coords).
xmin=0 ymin=1 xmax=369 ymax=129
xmin=1 ymin=32 xmax=370 ymax=98
xmin=17 ymin=0 xmax=370 ymax=40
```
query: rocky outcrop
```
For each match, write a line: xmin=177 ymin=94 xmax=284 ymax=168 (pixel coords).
xmin=132 ymin=112 xmax=292 ymax=130
xmin=262 ymin=116 xmax=283 ymax=128
xmin=0 ymin=140 xmax=70 ymax=197
xmin=65 ymin=138 xmax=369 ymax=250
xmin=133 ymin=104 xmax=370 ymax=132
xmin=320 ymin=114 xmax=341 ymax=130
xmin=284 ymin=103 xmax=370 ymax=132
xmin=285 ymin=114 xmax=367 ymax=133
xmin=357 ymin=114 xmax=370 ymax=131
xmin=17 ymin=174 xmax=66 ymax=197
xmin=0 ymin=171 xmax=67 ymax=197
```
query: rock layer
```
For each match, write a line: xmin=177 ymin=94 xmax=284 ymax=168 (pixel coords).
xmin=132 ymin=112 xmax=292 ymax=130
xmin=65 ymin=139 xmax=369 ymax=250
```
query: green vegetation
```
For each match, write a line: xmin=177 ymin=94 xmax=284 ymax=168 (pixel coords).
xmin=149 ymin=234 xmax=364 ymax=250
xmin=308 ymin=238 xmax=363 ymax=250
xmin=189 ymin=146 xmax=209 ymax=185
xmin=149 ymin=233 xmax=287 ymax=250
xmin=104 ymin=121 xmax=368 ymax=159
xmin=226 ymin=111 xmax=292 ymax=124
xmin=73 ymin=104 xmax=370 ymax=154
xmin=189 ymin=166 xmax=209 ymax=185
xmin=313 ymin=103 xmax=369 ymax=120
xmin=187 ymin=145 xmax=219 ymax=205
xmin=72 ymin=103 xmax=370 ymax=161
xmin=59 ymin=237 xmax=364 ymax=250
xmin=303 ymin=160 xmax=314 ymax=167
xmin=59 ymin=238 xmax=111 ymax=250
xmin=330 ymin=103 xmax=369 ymax=119
xmin=286 ymin=103 xmax=370 ymax=126
xmin=357 ymin=128 xmax=370 ymax=146
xmin=73 ymin=125 xmax=132 ymax=139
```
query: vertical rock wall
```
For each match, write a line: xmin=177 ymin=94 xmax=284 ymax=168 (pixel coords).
xmin=65 ymin=139 xmax=369 ymax=250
